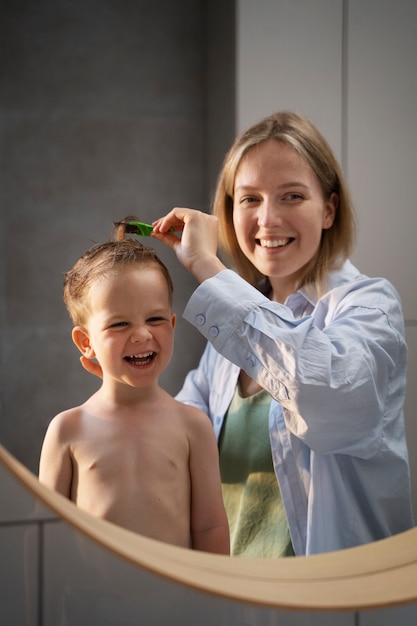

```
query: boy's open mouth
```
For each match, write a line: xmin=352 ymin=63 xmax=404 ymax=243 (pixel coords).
xmin=124 ymin=352 xmax=156 ymax=366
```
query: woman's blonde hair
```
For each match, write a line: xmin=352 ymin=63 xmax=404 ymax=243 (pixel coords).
xmin=213 ymin=111 xmax=356 ymax=292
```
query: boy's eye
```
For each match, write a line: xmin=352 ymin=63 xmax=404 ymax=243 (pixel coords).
xmin=110 ymin=321 xmax=128 ymax=328
xmin=147 ymin=316 xmax=166 ymax=323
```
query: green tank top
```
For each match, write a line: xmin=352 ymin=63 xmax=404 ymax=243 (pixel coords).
xmin=219 ymin=385 xmax=294 ymax=558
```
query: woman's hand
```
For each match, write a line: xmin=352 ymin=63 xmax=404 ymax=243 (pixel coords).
xmin=152 ymin=208 xmax=226 ymax=283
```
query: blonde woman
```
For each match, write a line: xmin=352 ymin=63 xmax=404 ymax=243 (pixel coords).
xmin=151 ymin=111 xmax=413 ymax=557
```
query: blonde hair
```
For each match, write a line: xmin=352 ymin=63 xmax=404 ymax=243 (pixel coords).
xmin=213 ymin=111 xmax=356 ymax=292
xmin=64 ymin=218 xmax=173 ymax=326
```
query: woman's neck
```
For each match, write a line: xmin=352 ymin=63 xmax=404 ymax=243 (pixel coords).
xmin=268 ymin=277 xmax=298 ymax=304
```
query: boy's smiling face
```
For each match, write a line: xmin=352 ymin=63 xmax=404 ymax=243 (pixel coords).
xmin=73 ymin=265 xmax=176 ymax=391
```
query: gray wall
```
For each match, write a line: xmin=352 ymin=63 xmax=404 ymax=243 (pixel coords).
xmin=0 ymin=0 xmax=235 ymax=473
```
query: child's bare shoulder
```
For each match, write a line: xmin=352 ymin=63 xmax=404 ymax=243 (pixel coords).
xmin=45 ymin=404 xmax=86 ymax=440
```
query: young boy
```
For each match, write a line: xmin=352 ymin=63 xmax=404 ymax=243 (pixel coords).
xmin=39 ymin=225 xmax=229 ymax=554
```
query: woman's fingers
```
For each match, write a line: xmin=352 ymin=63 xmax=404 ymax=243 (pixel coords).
xmin=152 ymin=208 xmax=225 ymax=282
xmin=152 ymin=207 xmax=201 ymax=234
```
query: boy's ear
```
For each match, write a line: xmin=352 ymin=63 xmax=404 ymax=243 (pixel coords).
xmin=72 ymin=326 xmax=96 ymax=359
xmin=171 ymin=312 xmax=177 ymax=330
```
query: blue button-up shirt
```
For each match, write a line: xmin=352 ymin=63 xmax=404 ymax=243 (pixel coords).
xmin=176 ymin=261 xmax=414 ymax=555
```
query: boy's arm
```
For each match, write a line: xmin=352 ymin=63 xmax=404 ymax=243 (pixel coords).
xmin=38 ymin=413 xmax=73 ymax=499
xmin=188 ymin=409 xmax=230 ymax=555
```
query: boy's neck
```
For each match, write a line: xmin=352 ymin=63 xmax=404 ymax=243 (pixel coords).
xmin=92 ymin=379 xmax=164 ymax=412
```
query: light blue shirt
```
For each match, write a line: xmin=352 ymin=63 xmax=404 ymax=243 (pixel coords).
xmin=176 ymin=261 xmax=414 ymax=555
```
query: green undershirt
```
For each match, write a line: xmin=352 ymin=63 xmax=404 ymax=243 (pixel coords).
xmin=219 ymin=386 xmax=294 ymax=558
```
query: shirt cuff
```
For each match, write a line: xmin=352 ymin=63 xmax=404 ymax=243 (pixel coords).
xmin=183 ymin=270 xmax=267 ymax=348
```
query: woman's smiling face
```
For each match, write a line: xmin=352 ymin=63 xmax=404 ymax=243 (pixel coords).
xmin=233 ymin=140 xmax=337 ymax=302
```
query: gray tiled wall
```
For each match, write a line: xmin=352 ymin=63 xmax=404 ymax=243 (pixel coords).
xmin=0 ymin=0 xmax=235 ymax=473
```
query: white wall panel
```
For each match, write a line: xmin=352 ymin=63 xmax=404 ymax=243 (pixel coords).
xmin=346 ymin=0 xmax=417 ymax=521
xmin=237 ymin=0 xmax=417 ymax=515
xmin=236 ymin=0 xmax=417 ymax=621
xmin=346 ymin=0 xmax=417 ymax=318
xmin=236 ymin=0 xmax=344 ymax=157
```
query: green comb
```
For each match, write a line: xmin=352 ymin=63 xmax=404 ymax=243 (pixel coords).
xmin=113 ymin=220 xmax=174 ymax=237
xmin=113 ymin=220 xmax=154 ymax=236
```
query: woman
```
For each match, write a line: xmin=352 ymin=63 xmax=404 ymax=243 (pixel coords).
xmin=151 ymin=111 xmax=414 ymax=557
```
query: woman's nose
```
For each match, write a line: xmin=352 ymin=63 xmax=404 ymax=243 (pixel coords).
xmin=257 ymin=200 xmax=283 ymax=228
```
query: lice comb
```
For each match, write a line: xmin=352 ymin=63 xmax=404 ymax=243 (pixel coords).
xmin=113 ymin=220 xmax=154 ymax=236
xmin=113 ymin=220 xmax=175 ymax=237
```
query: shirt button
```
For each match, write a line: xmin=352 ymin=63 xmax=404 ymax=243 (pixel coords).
xmin=246 ymin=356 xmax=256 ymax=368
xmin=195 ymin=314 xmax=206 ymax=326
xmin=209 ymin=326 xmax=219 ymax=337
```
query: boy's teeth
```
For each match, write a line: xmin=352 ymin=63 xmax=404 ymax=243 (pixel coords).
xmin=125 ymin=352 xmax=155 ymax=364
xmin=260 ymin=238 xmax=289 ymax=248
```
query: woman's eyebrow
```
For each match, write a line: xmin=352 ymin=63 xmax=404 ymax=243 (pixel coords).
xmin=235 ymin=181 xmax=309 ymax=192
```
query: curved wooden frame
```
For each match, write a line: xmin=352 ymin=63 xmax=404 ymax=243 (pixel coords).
xmin=2 ymin=443 xmax=417 ymax=612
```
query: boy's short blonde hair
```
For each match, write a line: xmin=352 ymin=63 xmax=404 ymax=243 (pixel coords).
xmin=64 ymin=233 xmax=173 ymax=327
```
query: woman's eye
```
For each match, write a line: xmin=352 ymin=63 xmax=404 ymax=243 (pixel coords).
xmin=240 ymin=196 xmax=258 ymax=205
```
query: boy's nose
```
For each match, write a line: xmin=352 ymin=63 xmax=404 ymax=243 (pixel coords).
xmin=130 ymin=327 xmax=152 ymax=343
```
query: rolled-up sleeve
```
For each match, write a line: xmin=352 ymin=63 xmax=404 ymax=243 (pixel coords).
xmin=183 ymin=269 xmax=407 ymax=456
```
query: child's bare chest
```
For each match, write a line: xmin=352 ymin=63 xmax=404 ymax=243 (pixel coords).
xmin=72 ymin=419 xmax=189 ymax=484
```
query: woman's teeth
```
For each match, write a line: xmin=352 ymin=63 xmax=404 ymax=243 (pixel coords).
xmin=259 ymin=238 xmax=290 ymax=248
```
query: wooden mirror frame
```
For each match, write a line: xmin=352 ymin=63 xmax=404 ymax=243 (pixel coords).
xmin=2 ymin=443 xmax=417 ymax=612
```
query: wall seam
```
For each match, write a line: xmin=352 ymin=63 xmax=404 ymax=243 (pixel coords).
xmin=38 ymin=521 xmax=44 ymax=626
xmin=341 ymin=0 xmax=349 ymax=177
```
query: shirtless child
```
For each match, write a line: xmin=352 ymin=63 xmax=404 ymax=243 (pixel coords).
xmin=39 ymin=224 xmax=229 ymax=554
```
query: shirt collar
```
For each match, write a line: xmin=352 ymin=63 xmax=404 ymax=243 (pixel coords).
xmin=258 ymin=260 xmax=362 ymax=309
xmin=296 ymin=260 xmax=361 ymax=305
